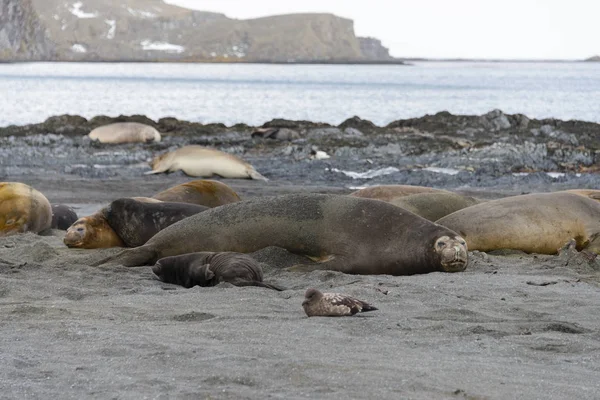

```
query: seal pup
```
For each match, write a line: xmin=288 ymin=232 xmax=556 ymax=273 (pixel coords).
xmin=93 ymin=193 xmax=468 ymax=276
xmin=302 ymin=288 xmax=378 ymax=317
xmin=145 ymin=145 xmax=268 ymax=181
xmin=88 ymin=122 xmax=161 ymax=144
xmin=152 ymin=252 xmax=283 ymax=290
xmin=104 ymin=198 xmax=209 ymax=247
xmin=0 ymin=182 xmax=52 ymax=236
xmin=50 ymin=204 xmax=78 ymax=230
xmin=152 ymin=180 xmax=241 ymax=208
xmin=350 ymin=185 xmax=452 ymax=202
xmin=389 ymin=192 xmax=481 ymax=222
xmin=436 ymin=192 xmax=600 ymax=255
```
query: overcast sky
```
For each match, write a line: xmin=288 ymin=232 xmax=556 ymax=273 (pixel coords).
xmin=163 ymin=0 xmax=598 ymax=60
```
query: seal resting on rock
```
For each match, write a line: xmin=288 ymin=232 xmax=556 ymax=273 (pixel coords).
xmin=152 ymin=180 xmax=241 ymax=208
xmin=436 ymin=192 xmax=600 ymax=255
xmin=50 ymin=204 xmax=78 ymax=230
xmin=152 ymin=252 xmax=283 ymax=290
xmin=145 ymin=145 xmax=268 ymax=181
xmin=350 ymin=185 xmax=452 ymax=202
xmin=388 ymin=192 xmax=482 ymax=222
xmin=88 ymin=122 xmax=161 ymax=144
xmin=302 ymin=288 xmax=378 ymax=317
xmin=0 ymin=182 xmax=52 ymax=236
xmin=104 ymin=198 xmax=209 ymax=247
xmin=93 ymin=193 xmax=468 ymax=276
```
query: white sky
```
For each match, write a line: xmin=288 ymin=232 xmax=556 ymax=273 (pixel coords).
xmin=163 ymin=0 xmax=599 ymax=60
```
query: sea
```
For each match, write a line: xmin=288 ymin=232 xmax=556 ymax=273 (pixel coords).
xmin=1 ymin=61 xmax=599 ymax=127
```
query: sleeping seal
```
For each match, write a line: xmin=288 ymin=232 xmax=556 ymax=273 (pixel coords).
xmin=146 ymin=145 xmax=268 ymax=180
xmin=88 ymin=122 xmax=161 ymax=144
xmin=94 ymin=194 xmax=468 ymax=276
xmin=152 ymin=180 xmax=241 ymax=207
xmin=152 ymin=252 xmax=283 ymax=290
xmin=0 ymin=182 xmax=52 ymax=236
xmin=350 ymin=185 xmax=452 ymax=202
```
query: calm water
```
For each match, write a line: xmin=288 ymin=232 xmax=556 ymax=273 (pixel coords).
xmin=1 ymin=61 xmax=599 ymax=127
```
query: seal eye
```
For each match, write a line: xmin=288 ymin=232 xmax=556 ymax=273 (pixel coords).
xmin=5 ymin=219 xmax=14 ymax=226
xmin=76 ymin=227 xmax=85 ymax=233
xmin=437 ymin=241 xmax=446 ymax=247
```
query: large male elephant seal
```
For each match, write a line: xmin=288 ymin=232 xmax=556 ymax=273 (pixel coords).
xmin=389 ymin=192 xmax=482 ymax=222
xmin=104 ymin=198 xmax=208 ymax=247
xmin=436 ymin=192 xmax=600 ymax=255
xmin=146 ymin=145 xmax=268 ymax=181
xmin=0 ymin=182 xmax=52 ymax=236
xmin=94 ymin=194 xmax=468 ymax=276
xmin=565 ymin=189 xmax=600 ymax=202
xmin=88 ymin=122 xmax=161 ymax=144
xmin=152 ymin=180 xmax=241 ymax=208
xmin=50 ymin=204 xmax=78 ymax=230
xmin=350 ymin=185 xmax=452 ymax=202
xmin=152 ymin=252 xmax=283 ymax=290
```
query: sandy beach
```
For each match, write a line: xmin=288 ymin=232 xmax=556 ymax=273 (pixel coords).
xmin=1 ymin=112 xmax=599 ymax=399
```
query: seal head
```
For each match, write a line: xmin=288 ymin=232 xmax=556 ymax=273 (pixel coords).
xmin=433 ymin=235 xmax=468 ymax=272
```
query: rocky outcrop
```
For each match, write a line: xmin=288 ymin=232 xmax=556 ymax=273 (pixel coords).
xmin=0 ymin=0 xmax=55 ymax=61
xmin=1 ymin=0 xmax=397 ymax=63
xmin=585 ymin=56 xmax=600 ymax=62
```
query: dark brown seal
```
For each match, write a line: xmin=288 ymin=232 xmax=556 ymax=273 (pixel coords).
xmin=152 ymin=180 xmax=241 ymax=208
xmin=152 ymin=252 xmax=283 ymax=290
xmin=302 ymin=288 xmax=378 ymax=317
xmin=104 ymin=198 xmax=209 ymax=247
xmin=51 ymin=204 xmax=78 ymax=230
xmin=94 ymin=194 xmax=468 ymax=276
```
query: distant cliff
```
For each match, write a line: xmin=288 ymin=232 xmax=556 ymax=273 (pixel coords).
xmin=0 ymin=0 xmax=55 ymax=61
xmin=0 ymin=0 xmax=398 ymax=63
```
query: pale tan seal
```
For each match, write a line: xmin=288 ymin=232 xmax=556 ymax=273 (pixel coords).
xmin=564 ymin=189 xmax=600 ymax=202
xmin=350 ymin=185 xmax=452 ymax=202
xmin=389 ymin=192 xmax=482 ymax=222
xmin=152 ymin=180 xmax=241 ymax=207
xmin=436 ymin=192 xmax=600 ymax=255
xmin=88 ymin=122 xmax=161 ymax=144
xmin=302 ymin=288 xmax=378 ymax=317
xmin=0 ymin=182 xmax=52 ymax=236
xmin=93 ymin=194 xmax=468 ymax=276
xmin=145 ymin=145 xmax=268 ymax=180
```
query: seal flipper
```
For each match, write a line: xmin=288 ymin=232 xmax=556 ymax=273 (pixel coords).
xmin=228 ymin=279 xmax=285 ymax=291
xmin=91 ymin=245 xmax=158 ymax=267
xmin=247 ymin=169 xmax=269 ymax=181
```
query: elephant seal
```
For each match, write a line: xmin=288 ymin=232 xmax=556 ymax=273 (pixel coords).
xmin=51 ymin=204 xmax=78 ymax=230
xmin=350 ymin=185 xmax=452 ymax=202
xmin=389 ymin=192 xmax=482 ymax=222
xmin=88 ymin=122 xmax=161 ymax=144
xmin=302 ymin=288 xmax=378 ymax=317
xmin=104 ymin=198 xmax=209 ymax=247
xmin=152 ymin=252 xmax=283 ymax=290
xmin=436 ymin=192 xmax=600 ymax=255
xmin=63 ymin=197 xmax=163 ymax=249
xmin=94 ymin=193 xmax=468 ymax=276
xmin=0 ymin=182 xmax=52 ymax=236
xmin=564 ymin=189 xmax=600 ymax=202
xmin=145 ymin=145 xmax=268 ymax=181
xmin=152 ymin=180 xmax=241 ymax=208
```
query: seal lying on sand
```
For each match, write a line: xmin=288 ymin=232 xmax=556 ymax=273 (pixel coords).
xmin=88 ymin=122 xmax=161 ymax=144
xmin=64 ymin=197 xmax=164 ymax=249
xmin=302 ymin=288 xmax=378 ymax=317
xmin=436 ymin=192 xmax=600 ymax=255
xmin=50 ymin=204 xmax=78 ymax=230
xmin=152 ymin=180 xmax=241 ymax=207
xmin=145 ymin=145 xmax=268 ymax=180
xmin=389 ymin=192 xmax=482 ymax=222
xmin=152 ymin=252 xmax=283 ymax=290
xmin=349 ymin=185 xmax=452 ymax=202
xmin=0 ymin=182 xmax=52 ymax=236
xmin=565 ymin=189 xmax=600 ymax=202
xmin=93 ymin=194 xmax=468 ymax=276
xmin=104 ymin=198 xmax=208 ymax=247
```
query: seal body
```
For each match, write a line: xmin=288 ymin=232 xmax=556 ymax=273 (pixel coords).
xmin=152 ymin=252 xmax=282 ymax=290
xmin=64 ymin=212 xmax=124 ymax=249
xmin=146 ymin=145 xmax=268 ymax=180
xmin=302 ymin=288 xmax=378 ymax=317
xmin=350 ymin=185 xmax=452 ymax=202
xmin=105 ymin=198 xmax=209 ymax=247
xmin=152 ymin=180 xmax=241 ymax=208
xmin=436 ymin=192 xmax=600 ymax=255
xmin=88 ymin=122 xmax=161 ymax=144
xmin=96 ymin=194 xmax=468 ymax=276
xmin=0 ymin=182 xmax=52 ymax=236
xmin=389 ymin=192 xmax=481 ymax=222
xmin=51 ymin=204 xmax=78 ymax=230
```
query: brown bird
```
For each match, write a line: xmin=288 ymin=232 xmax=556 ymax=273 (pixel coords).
xmin=302 ymin=288 xmax=378 ymax=317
